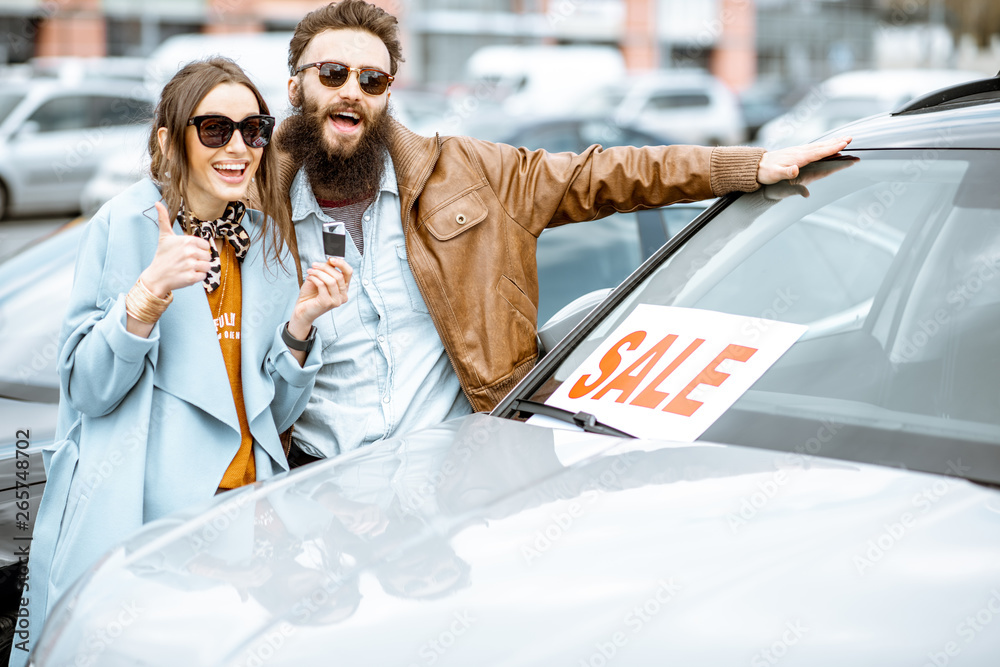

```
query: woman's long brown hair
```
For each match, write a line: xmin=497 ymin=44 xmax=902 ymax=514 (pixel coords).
xmin=148 ymin=57 xmax=292 ymax=270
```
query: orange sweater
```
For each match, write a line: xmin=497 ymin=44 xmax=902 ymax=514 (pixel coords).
xmin=209 ymin=242 xmax=256 ymax=489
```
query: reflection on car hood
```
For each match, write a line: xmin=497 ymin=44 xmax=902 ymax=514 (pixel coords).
xmin=0 ymin=397 xmax=52 ymax=567
xmin=35 ymin=415 xmax=1000 ymax=666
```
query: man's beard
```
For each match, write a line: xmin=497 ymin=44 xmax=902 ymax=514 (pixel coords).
xmin=279 ymin=96 xmax=391 ymax=203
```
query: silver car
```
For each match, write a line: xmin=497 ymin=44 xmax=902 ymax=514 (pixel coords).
xmin=0 ymin=77 xmax=152 ymax=219
xmin=24 ymin=76 xmax=1000 ymax=665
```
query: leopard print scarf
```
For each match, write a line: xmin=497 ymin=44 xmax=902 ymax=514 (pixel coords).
xmin=177 ymin=201 xmax=251 ymax=292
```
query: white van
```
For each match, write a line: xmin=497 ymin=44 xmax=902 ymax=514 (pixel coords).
xmin=464 ymin=44 xmax=626 ymax=118
xmin=590 ymin=69 xmax=747 ymax=146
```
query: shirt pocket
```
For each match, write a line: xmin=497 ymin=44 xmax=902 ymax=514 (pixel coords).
xmin=420 ymin=190 xmax=488 ymax=240
xmin=396 ymin=244 xmax=430 ymax=314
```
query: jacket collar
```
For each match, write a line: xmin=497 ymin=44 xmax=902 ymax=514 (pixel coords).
xmin=385 ymin=118 xmax=442 ymax=220
xmin=275 ymin=117 xmax=442 ymax=220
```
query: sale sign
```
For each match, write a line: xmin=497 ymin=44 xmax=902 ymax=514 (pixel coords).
xmin=544 ymin=305 xmax=806 ymax=442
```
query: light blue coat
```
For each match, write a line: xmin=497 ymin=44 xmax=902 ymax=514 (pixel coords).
xmin=13 ymin=179 xmax=321 ymax=665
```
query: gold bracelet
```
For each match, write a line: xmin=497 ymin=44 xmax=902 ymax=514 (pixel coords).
xmin=125 ymin=278 xmax=173 ymax=324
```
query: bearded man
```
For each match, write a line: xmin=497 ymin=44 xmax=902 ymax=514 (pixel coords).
xmin=277 ymin=0 xmax=851 ymax=461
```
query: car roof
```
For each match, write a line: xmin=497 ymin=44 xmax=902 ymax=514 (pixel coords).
xmin=0 ymin=76 xmax=152 ymax=99
xmin=816 ymin=68 xmax=985 ymax=101
xmin=602 ymin=68 xmax=725 ymax=94
xmin=815 ymin=74 xmax=1000 ymax=149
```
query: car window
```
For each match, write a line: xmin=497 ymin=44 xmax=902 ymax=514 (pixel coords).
xmin=0 ymin=93 xmax=25 ymax=125
xmin=578 ymin=122 xmax=661 ymax=148
xmin=648 ymin=92 xmax=711 ymax=110
xmin=512 ymin=126 xmax=580 ymax=154
xmin=91 ymin=96 xmax=153 ymax=126
xmin=536 ymin=213 xmax=642 ymax=324
xmin=27 ymin=95 xmax=95 ymax=132
xmin=523 ymin=151 xmax=1000 ymax=481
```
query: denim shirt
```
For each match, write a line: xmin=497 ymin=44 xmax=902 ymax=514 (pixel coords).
xmin=290 ymin=158 xmax=472 ymax=458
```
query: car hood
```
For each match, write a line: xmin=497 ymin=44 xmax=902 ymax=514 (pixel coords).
xmin=34 ymin=414 xmax=1000 ymax=666
xmin=0 ymin=397 xmax=52 ymax=567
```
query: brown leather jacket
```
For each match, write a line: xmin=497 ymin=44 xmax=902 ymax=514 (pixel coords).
xmin=277 ymin=119 xmax=765 ymax=412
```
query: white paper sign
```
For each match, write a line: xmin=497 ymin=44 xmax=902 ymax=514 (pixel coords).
xmin=544 ymin=305 xmax=807 ymax=442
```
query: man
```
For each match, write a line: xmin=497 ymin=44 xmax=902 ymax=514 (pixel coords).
xmin=277 ymin=0 xmax=851 ymax=460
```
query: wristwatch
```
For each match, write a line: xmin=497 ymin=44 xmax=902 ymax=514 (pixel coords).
xmin=282 ymin=322 xmax=316 ymax=353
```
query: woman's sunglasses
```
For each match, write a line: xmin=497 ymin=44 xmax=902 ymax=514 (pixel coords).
xmin=186 ymin=114 xmax=276 ymax=149
xmin=295 ymin=61 xmax=394 ymax=96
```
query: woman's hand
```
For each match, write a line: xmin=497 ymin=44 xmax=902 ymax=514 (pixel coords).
xmin=126 ymin=202 xmax=212 ymax=337
xmin=139 ymin=202 xmax=213 ymax=297
xmin=285 ymin=258 xmax=352 ymax=364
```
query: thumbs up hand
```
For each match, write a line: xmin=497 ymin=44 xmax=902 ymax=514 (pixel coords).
xmin=139 ymin=202 xmax=214 ymax=297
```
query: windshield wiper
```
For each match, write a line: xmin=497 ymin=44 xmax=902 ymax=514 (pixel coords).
xmin=511 ymin=399 xmax=636 ymax=438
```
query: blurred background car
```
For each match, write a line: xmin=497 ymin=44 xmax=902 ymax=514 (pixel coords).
xmin=29 ymin=74 xmax=1000 ymax=667
xmin=0 ymin=74 xmax=152 ymax=220
xmin=756 ymin=68 xmax=985 ymax=148
xmin=78 ymin=150 xmax=150 ymax=218
xmin=737 ymin=79 xmax=793 ymax=142
xmin=463 ymin=43 xmax=626 ymax=119
xmin=585 ymin=69 xmax=746 ymax=146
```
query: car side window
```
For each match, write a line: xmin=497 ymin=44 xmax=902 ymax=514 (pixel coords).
xmin=26 ymin=95 xmax=94 ymax=132
xmin=91 ymin=96 xmax=153 ymax=127
xmin=648 ymin=92 xmax=711 ymax=110
xmin=536 ymin=213 xmax=642 ymax=324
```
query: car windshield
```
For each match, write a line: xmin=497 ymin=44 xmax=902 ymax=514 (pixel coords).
xmin=517 ymin=150 xmax=1000 ymax=485
xmin=0 ymin=92 xmax=25 ymax=125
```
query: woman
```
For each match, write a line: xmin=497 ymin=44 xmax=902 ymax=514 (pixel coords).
xmin=14 ymin=58 xmax=350 ymax=662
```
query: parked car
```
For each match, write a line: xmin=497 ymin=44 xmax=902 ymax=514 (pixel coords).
xmin=587 ymin=70 xmax=746 ymax=146
xmin=0 ymin=77 xmax=152 ymax=220
xmin=756 ymin=68 xmax=984 ymax=149
xmin=25 ymin=76 xmax=1000 ymax=666
xmin=463 ymin=44 xmax=626 ymax=119
xmin=738 ymin=80 xmax=792 ymax=141
xmin=78 ymin=150 xmax=150 ymax=218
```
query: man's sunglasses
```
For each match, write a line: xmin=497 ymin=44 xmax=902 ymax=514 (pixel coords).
xmin=295 ymin=61 xmax=394 ymax=96
xmin=186 ymin=114 xmax=276 ymax=149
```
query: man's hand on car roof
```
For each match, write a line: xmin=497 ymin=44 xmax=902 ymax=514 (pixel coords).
xmin=762 ymin=154 xmax=860 ymax=201
xmin=757 ymin=136 xmax=852 ymax=185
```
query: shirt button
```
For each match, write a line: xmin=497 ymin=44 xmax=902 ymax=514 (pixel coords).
xmin=378 ymin=335 xmax=386 ymax=343
xmin=382 ymin=396 xmax=390 ymax=404
xmin=363 ymin=215 xmax=370 ymax=221
xmin=362 ymin=279 xmax=370 ymax=286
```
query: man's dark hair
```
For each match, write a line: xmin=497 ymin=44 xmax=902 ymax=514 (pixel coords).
xmin=288 ymin=0 xmax=404 ymax=76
